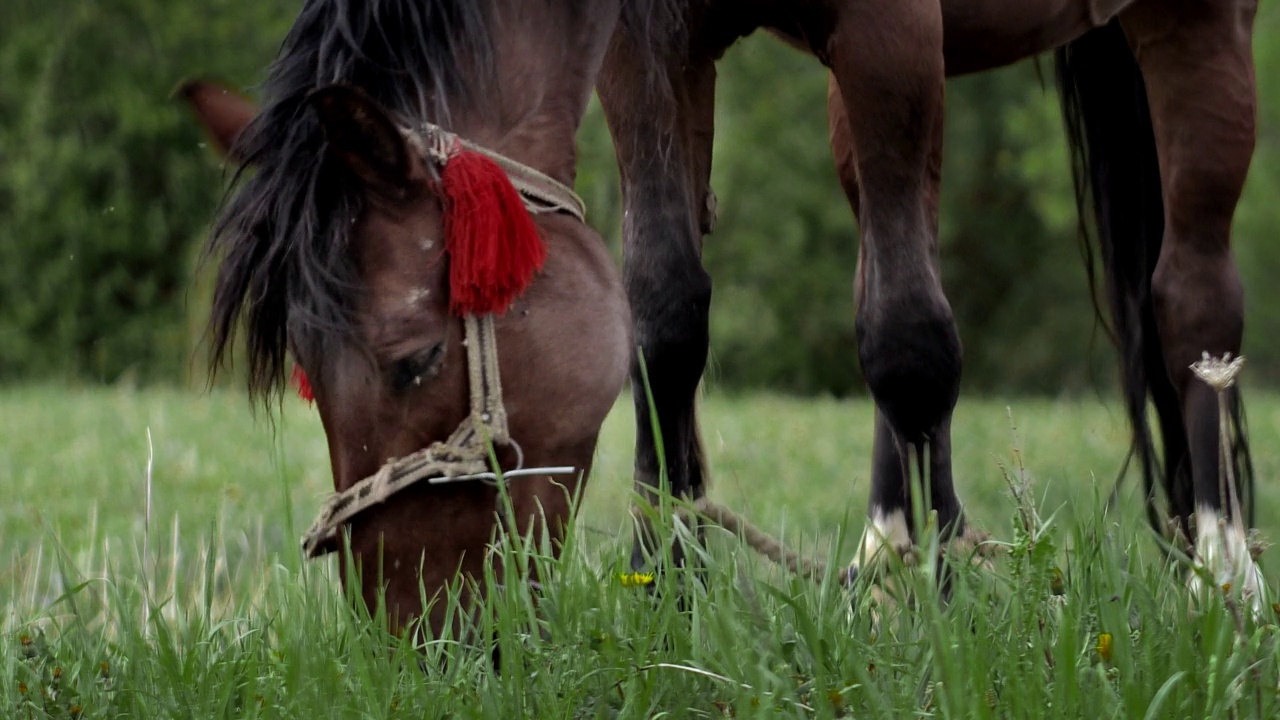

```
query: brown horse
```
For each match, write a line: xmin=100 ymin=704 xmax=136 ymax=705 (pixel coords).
xmin=600 ymin=0 xmax=1265 ymax=603
xmin=186 ymin=0 xmax=677 ymax=637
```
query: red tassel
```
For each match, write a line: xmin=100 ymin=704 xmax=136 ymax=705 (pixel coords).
xmin=440 ymin=149 xmax=546 ymax=316
xmin=291 ymin=363 xmax=314 ymax=405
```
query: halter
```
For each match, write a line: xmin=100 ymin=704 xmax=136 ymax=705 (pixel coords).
xmin=419 ymin=123 xmax=585 ymax=220
xmin=301 ymin=123 xmax=586 ymax=558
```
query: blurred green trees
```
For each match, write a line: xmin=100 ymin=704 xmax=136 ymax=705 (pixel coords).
xmin=1 ymin=1 xmax=1277 ymax=396
xmin=0 ymin=0 xmax=293 ymax=384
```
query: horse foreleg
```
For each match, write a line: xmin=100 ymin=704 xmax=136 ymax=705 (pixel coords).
xmin=1121 ymin=0 xmax=1264 ymax=610
xmin=828 ymin=75 xmax=913 ymax=576
xmin=598 ymin=40 xmax=720 ymax=574
xmin=819 ymin=1 xmax=967 ymax=581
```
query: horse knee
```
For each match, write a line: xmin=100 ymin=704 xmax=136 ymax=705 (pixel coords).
xmin=627 ymin=263 xmax=712 ymax=387
xmin=856 ymin=298 xmax=961 ymax=440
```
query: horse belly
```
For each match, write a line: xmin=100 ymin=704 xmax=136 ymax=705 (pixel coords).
xmin=941 ymin=0 xmax=1137 ymax=75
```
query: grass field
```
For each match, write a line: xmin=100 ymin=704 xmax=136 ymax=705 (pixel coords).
xmin=2 ymin=385 xmax=1279 ymax=718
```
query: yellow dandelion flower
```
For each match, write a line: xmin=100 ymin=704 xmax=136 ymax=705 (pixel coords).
xmin=1096 ymin=632 xmax=1113 ymax=663
xmin=1222 ymin=582 xmax=1232 ymax=593
xmin=618 ymin=572 xmax=655 ymax=588
xmin=18 ymin=682 xmax=27 ymax=694
xmin=70 ymin=705 xmax=84 ymax=718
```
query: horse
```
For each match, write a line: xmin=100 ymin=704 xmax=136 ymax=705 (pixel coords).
xmin=184 ymin=0 xmax=680 ymax=638
xmin=598 ymin=0 xmax=1265 ymax=603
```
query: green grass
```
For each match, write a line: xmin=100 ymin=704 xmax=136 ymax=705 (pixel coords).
xmin=2 ymin=385 xmax=1279 ymax=718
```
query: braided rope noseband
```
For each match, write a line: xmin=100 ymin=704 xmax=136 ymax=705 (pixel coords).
xmin=301 ymin=124 xmax=586 ymax=559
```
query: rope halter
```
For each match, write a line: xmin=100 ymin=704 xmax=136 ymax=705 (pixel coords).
xmin=301 ymin=122 xmax=586 ymax=558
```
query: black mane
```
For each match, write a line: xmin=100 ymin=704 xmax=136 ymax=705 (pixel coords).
xmin=205 ymin=0 xmax=684 ymax=404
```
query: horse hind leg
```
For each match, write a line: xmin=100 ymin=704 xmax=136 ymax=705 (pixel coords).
xmin=1120 ymin=0 xmax=1264 ymax=610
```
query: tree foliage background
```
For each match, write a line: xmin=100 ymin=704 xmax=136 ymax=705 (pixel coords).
xmin=1 ymin=0 xmax=1278 ymax=397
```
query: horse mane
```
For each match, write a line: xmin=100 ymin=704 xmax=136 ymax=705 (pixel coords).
xmin=205 ymin=0 xmax=684 ymax=405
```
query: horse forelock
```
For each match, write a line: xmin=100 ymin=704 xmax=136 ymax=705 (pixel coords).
xmin=205 ymin=0 xmax=498 ymax=405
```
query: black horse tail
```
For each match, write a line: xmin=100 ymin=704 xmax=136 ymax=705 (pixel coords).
xmin=1055 ymin=21 xmax=1174 ymax=538
xmin=1055 ymin=21 xmax=1255 ymax=539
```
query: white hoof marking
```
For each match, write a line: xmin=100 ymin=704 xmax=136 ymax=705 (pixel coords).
xmin=1189 ymin=505 xmax=1266 ymax=615
xmin=857 ymin=509 xmax=911 ymax=570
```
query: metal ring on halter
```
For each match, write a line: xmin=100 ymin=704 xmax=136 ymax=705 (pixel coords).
xmin=476 ymin=437 xmax=523 ymax=487
xmin=508 ymin=437 xmax=525 ymax=472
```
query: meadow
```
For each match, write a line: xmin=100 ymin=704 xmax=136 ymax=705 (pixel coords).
xmin=2 ymin=385 xmax=1279 ymax=718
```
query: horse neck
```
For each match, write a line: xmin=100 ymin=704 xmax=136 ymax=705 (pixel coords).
xmin=443 ymin=0 xmax=621 ymax=186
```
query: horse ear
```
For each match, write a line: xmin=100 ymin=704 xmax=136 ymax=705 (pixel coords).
xmin=174 ymin=79 xmax=258 ymax=163
xmin=307 ymin=85 xmax=424 ymax=196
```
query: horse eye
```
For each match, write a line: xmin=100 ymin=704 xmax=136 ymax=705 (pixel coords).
xmin=389 ymin=342 xmax=445 ymax=393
